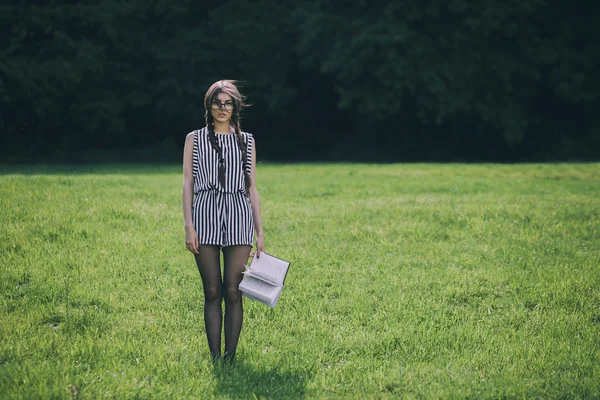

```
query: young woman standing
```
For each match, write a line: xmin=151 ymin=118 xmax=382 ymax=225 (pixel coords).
xmin=182 ymin=80 xmax=264 ymax=362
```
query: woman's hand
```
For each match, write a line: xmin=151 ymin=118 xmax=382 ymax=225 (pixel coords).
xmin=254 ymin=234 xmax=265 ymax=258
xmin=185 ymin=227 xmax=199 ymax=254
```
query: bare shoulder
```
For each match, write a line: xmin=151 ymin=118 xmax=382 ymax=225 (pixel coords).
xmin=185 ymin=130 xmax=197 ymax=145
xmin=186 ymin=130 xmax=196 ymax=140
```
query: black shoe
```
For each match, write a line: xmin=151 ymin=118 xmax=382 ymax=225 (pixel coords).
xmin=223 ymin=351 xmax=236 ymax=366
xmin=210 ymin=353 xmax=222 ymax=364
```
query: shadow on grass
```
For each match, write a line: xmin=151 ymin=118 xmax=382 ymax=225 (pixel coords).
xmin=212 ymin=357 xmax=313 ymax=399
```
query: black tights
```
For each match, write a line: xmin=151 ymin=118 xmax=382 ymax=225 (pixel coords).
xmin=194 ymin=244 xmax=251 ymax=360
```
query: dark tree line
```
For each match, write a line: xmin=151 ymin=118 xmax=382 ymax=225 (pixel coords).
xmin=1 ymin=0 xmax=599 ymax=162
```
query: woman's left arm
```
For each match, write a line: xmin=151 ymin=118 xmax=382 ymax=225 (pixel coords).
xmin=249 ymin=140 xmax=265 ymax=257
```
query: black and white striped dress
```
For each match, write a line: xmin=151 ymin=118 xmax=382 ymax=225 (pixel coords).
xmin=192 ymin=127 xmax=255 ymax=247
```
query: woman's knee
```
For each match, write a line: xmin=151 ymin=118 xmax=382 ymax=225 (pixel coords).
xmin=204 ymin=285 xmax=222 ymax=303
xmin=224 ymin=285 xmax=242 ymax=304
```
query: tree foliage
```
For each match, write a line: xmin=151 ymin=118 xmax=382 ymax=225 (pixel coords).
xmin=295 ymin=0 xmax=600 ymax=146
xmin=0 ymin=0 xmax=598 ymax=161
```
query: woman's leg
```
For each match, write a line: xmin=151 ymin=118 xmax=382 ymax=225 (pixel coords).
xmin=222 ymin=245 xmax=251 ymax=360
xmin=194 ymin=245 xmax=223 ymax=360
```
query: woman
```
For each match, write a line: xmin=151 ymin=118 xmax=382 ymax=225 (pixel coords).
xmin=182 ymin=80 xmax=264 ymax=362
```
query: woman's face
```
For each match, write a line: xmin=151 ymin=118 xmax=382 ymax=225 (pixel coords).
xmin=210 ymin=92 xmax=234 ymax=125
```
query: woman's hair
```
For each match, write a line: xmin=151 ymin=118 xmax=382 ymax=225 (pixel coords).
xmin=204 ymin=80 xmax=251 ymax=194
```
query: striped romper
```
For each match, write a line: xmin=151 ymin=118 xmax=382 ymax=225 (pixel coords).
xmin=192 ymin=127 xmax=255 ymax=247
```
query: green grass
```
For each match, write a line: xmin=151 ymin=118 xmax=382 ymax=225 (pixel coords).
xmin=1 ymin=163 xmax=599 ymax=399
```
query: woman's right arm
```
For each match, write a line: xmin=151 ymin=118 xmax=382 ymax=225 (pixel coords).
xmin=182 ymin=132 xmax=199 ymax=254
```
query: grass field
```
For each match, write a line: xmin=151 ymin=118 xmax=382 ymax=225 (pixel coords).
xmin=1 ymin=163 xmax=599 ymax=399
